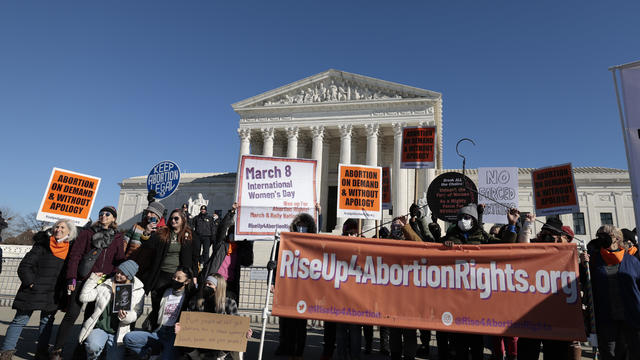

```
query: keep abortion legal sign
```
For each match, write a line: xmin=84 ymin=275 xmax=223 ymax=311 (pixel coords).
xmin=37 ymin=168 xmax=101 ymax=226
xmin=235 ymin=155 xmax=317 ymax=240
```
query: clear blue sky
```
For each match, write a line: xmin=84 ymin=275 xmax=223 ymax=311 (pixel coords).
xmin=1 ymin=0 xmax=638 ymax=218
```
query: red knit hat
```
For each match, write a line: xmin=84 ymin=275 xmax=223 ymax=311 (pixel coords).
xmin=561 ymin=226 xmax=574 ymax=241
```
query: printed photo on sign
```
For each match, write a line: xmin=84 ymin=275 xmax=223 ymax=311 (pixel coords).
xmin=113 ymin=284 xmax=133 ymax=313
xmin=478 ymin=167 xmax=519 ymax=224
xmin=36 ymin=168 xmax=101 ymax=226
xmin=337 ymin=164 xmax=382 ymax=220
xmin=147 ymin=160 xmax=181 ymax=199
xmin=401 ymin=126 xmax=436 ymax=169
xmin=531 ymin=163 xmax=579 ymax=216
xmin=235 ymin=155 xmax=317 ymax=240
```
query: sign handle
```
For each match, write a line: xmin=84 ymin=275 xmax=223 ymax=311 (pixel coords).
xmin=414 ymin=169 xmax=418 ymax=204
xmin=258 ymin=233 xmax=279 ymax=360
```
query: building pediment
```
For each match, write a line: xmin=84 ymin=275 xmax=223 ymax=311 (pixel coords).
xmin=232 ymin=69 xmax=441 ymax=110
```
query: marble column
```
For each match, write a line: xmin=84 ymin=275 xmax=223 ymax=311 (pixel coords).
xmin=393 ymin=122 xmax=408 ymax=218
xmin=261 ymin=127 xmax=274 ymax=157
xmin=286 ymin=126 xmax=299 ymax=158
xmin=237 ymin=128 xmax=251 ymax=157
xmin=311 ymin=126 xmax=325 ymax=217
xmin=335 ymin=124 xmax=353 ymax=232
xmin=365 ymin=124 xmax=379 ymax=232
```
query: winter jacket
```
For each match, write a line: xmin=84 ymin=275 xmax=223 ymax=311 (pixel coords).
xmin=135 ymin=228 xmax=200 ymax=294
xmin=66 ymin=226 xmax=125 ymax=281
xmin=193 ymin=213 xmax=217 ymax=237
xmin=589 ymin=249 xmax=640 ymax=330
xmin=78 ymin=273 xmax=145 ymax=344
xmin=14 ymin=231 xmax=72 ymax=312
xmin=407 ymin=216 xmax=435 ymax=242
xmin=443 ymin=224 xmax=517 ymax=245
xmin=124 ymin=223 xmax=152 ymax=259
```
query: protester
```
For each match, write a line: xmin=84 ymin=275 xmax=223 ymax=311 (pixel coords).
xmin=201 ymin=202 xmax=253 ymax=304
xmin=444 ymin=204 xmax=519 ymax=360
xmin=269 ymin=213 xmax=316 ymax=359
xmin=179 ymin=273 xmax=252 ymax=360
xmin=193 ymin=205 xmax=217 ymax=264
xmin=374 ymin=226 xmax=391 ymax=356
xmin=78 ymin=260 xmax=144 ymax=360
xmin=0 ymin=220 xmax=77 ymax=360
xmin=124 ymin=266 xmax=194 ymax=360
xmin=0 ymin=210 xmax=8 ymax=244
xmin=404 ymin=203 xmax=435 ymax=242
xmin=489 ymin=224 xmax=501 ymax=236
xmin=124 ymin=201 xmax=166 ymax=259
xmin=428 ymin=213 xmax=442 ymax=243
xmin=135 ymin=209 xmax=199 ymax=330
xmin=51 ymin=206 xmax=125 ymax=360
xmin=388 ymin=217 xmax=418 ymax=360
xmin=579 ymin=225 xmax=640 ymax=360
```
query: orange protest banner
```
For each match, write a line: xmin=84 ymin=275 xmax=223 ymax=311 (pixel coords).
xmin=381 ymin=167 xmax=391 ymax=210
xmin=272 ymin=232 xmax=586 ymax=341
xmin=401 ymin=126 xmax=436 ymax=168
xmin=532 ymin=163 xmax=579 ymax=216
xmin=37 ymin=168 xmax=101 ymax=226
xmin=337 ymin=164 xmax=382 ymax=220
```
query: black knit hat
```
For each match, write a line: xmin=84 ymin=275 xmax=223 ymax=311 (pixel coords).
xmin=99 ymin=206 xmax=117 ymax=218
xmin=542 ymin=217 xmax=563 ymax=235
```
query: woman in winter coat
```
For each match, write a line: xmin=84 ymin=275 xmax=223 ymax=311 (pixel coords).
xmin=51 ymin=206 xmax=125 ymax=360
xmin=78 ymin=260 xmax=145 ymax=360
xmin=580 ymin=225 xmax=640 ymax=359
xmin=0 ymin=220 xmax=77 ymax=360
xmin=178 ymin=273 xmax=252 ymax=360
xmin=135 ymin=208 xmax=199 ymax=329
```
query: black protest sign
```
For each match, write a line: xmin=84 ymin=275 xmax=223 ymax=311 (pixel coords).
xmin=427 ymin=172 xmax=477 ymax=222
xmin=113 ymin=284 xmax=133 ymax=313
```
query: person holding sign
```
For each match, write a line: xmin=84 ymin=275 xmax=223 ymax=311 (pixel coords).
xmin=124 ymin=266 xmax=194 ymax=360
xmin=77 ymin=260 xmax=144 ymax=360
xmin=0 ymin=220 xmax=77 ymax=360
xmin=52 ymin=206 xmax=126 ymax=360
xmin=135 ymin=209 xmax=200 ymax=330
xmin=178 ymin=273 xmax=252 ymax=360
xmin=124 ymin=201 xmax=166 ymax=259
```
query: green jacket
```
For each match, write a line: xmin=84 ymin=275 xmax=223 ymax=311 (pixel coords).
xmin=444 ymin=225 xmax=516 ymax=245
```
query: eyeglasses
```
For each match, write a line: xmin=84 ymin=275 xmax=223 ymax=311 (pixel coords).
xmin=170 ymin=216 xmax=181 ymax=222
xmin=99 ymin=212 xmax=112 ymax=217
xmin=147 ymin=217 xmax=159 ymax=223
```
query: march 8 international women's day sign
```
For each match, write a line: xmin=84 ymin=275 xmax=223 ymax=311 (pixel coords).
xmin=235 ymin=155 xmax=317 ymax=240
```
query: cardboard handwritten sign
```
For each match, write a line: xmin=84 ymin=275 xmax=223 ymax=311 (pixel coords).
xmin=337 ymin=164 xmax=382 ymax=220
xmin=382 ymin=167 xmax=392 ymax=210
xmin=478 ymin=167 xmax=519 ymax=224
xmin=532 ymin=164 xmax=579 ymax=216
xmin=401 ymin=126 xmax=436 ymax=168
xmin=427 ymin=172 xmax=477 ymax=222
xmin=174 ymin=312 xmax=250 ymax=352
xmin=37 ymin=168 xmax=101 ymax=226
xmin=236 ymin=155 xmax=317 ymax=240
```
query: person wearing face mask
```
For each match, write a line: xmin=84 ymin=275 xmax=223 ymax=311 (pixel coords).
xmin=201 ymin=202 xmax=253 ymax=305
xmin=443 ymin=204 xmax=519 ymax=360
xmin=0 ymin=220 xmax=77 ymax=360
xmin=178 ymin=273 xmax=252 ymax=360
xmin=403 ymin=203 xmax=435 ymax=242
xmin=51 ymin=206 xmax=126 ymax=360
xmin=77 ymin=260 xmax=144 ymax=360
xmin=572 ymin=225 xmax=640 ymax=360
xmin=124 ymin=266 xmax=193 ymax=360
xmin=124 ymin=201 xmax=166 ymax=259
xmin=135 ymin=209 xmax=200 ymax=331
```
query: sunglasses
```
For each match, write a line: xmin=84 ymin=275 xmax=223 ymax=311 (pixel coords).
xmin=147 ymin=216 xmax=159 ymax=223
xmin=99 ymin=212 xmax=112 ymax=217
xmin=170 ymin=216 xmax=181 ymax=222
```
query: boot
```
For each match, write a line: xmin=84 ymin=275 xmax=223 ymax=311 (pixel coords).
xmin=49 ymin=348 xmax=63 ymax=360
xmin=0 ymin=350 xmax=16 ymax=360
xmin=35 ymin=346 xmax=50 ymax=360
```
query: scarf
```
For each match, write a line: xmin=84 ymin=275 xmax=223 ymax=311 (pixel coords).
xmin=600 ymin=248 xmax=625 ymax=265
xmin=50 ymin=236 xmax=70 ymax=260
xmin=91 ymin=226 xmax=116 ymax=249
xmin=629 ymin=246 xmax=638 ymax=256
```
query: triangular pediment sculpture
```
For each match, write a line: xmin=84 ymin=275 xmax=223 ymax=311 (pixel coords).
xmin=232 ymin=69 xmax=440 ymax=109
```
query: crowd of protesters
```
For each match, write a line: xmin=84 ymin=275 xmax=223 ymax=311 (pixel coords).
xmin=1 ymin=195 xmax=640 ymax=360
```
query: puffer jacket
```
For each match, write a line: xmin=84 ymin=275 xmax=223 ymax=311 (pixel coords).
xmin=78 ymin=273 xmax=145 ymax=344
xmin=14 ymin=231 xmax=72 ymax=312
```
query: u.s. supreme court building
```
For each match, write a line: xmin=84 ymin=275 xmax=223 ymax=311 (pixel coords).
xmin=117 ymin=70 xmax=636 ymax=264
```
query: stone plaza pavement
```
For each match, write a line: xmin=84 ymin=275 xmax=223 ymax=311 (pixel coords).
xmin=0 ymin=306 xmax=596 ymax=360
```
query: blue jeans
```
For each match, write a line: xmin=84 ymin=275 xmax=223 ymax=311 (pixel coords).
xmin=123 ymin=326 xmax=176 ymax=360
xmin=1 ymin=309 xmax=56 ymax=352
xmin=84 ymin=328 xmax=123 ymax=360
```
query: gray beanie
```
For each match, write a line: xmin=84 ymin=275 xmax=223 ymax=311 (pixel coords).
xmin=117 ymin=260 xmax=139 ymax=280
xmin=145 ymin=202 xmax=165 ymax=218
xmin=458 ymin=204 xmax=478 ymax=221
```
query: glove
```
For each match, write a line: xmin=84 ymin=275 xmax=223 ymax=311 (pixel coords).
xmin=267 ymin=260 xmax=277 ymax=271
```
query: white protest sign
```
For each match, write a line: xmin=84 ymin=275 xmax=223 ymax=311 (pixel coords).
xmin=235 ymin=155 xmax=317 ymax=240
xmin=477 ymin=167 xmax=519 ymax=224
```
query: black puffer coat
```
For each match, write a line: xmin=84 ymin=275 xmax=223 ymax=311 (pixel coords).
xmin=14 ymin=231 xmax=72 ymax=312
